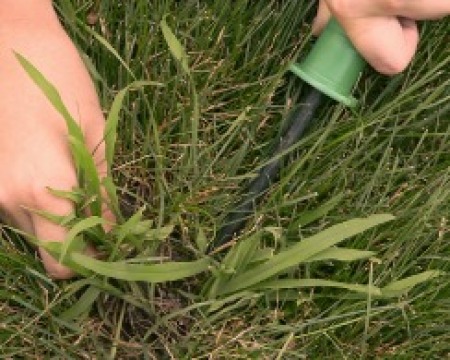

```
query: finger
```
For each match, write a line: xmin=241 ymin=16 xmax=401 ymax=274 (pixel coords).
xmin=312 ymin=1 xmax=332 ymax=35
xmin=0 ymin=202 xmax=71 ymax=279
xmin=31 ymin=189 xmax=101 ymax=280
xmin=326 ymin=0 xmax=450 ymax=20
xmin=30 ymin=185 xmax=77 ymax=279
xmin=379 ymin=0 xmax=450 ymax=19
xmin=35 ymin=223 xmax=76 ymax=280
xmin=31 ymin=134 xmax=114 ymax=280
xmin=398 ymin=18 xmax=420 ymax=66
xmin=0 ymin=189 xmax=34 ymax=233
xmin=339 ymin=17 xmax=419 ymax=75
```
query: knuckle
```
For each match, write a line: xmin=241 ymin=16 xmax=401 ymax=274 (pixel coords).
xmin=0 ymin=189 xmax=12 ymax=209
xmin=45 ymin=262 xmax=75 ymax=280
xmin=325 ymin=0 xmax=350 ymax=17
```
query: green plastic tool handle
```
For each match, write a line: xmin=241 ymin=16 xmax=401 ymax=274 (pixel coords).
xmin=290 ymin=18 xmax=366 ymax=108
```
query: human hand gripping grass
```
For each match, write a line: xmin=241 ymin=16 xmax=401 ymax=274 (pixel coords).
xmin=0 ymin=1 xmax=208 ymax=284
xmin=0 ymin=1 xmax=111 ymax=279
xmin=314 ymin=0 xmax=450 ymax=75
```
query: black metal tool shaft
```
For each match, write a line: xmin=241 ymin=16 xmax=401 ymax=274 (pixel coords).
xmin=209 ymin=87 xmax=324 ymax=252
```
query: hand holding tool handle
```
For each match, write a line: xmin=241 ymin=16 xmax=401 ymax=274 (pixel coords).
xmin=290 ymin=18 xmax=366 ymax=107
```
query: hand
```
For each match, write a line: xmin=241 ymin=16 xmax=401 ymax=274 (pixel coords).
xmin=0 ymin=3 xmax=109 ymax=279
xmin=313 ymin=0 xmax=450 ymax=75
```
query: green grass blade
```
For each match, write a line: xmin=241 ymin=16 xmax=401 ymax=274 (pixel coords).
xmin=248 ymin=248 xmax=275 ymax=265
xmin=128 ymin=220 xmax=154 ymax=236
xmin=70 ymin=253 xmax=211 ymax=282
xmin=46 ymin=187 xmax=84 ymax=204
xmin=59 ymin=216 xmax=105 ymax=262
xmin=207 ymin=232 xmax=261 ymax=299
xmin=305 ymin=247 xmax=376 ymax=263
xmin=114 ymin=207 xmax=145 ymax=241
xmin=102 ymin=176 xmax=122 ymax=220
xmin=288 ymin=193 xmax=344 ymax=231
xmin=380 ymin=271 xmax=445 ymax=298
xmin=259 ymin=278 xmax=382 ymax=296
xmin=160 ymin=15 xmax=199 ymax=174
xmin=105 ymin=81 xmax=163 ymax=168
xmin=195 ymin=227 xmax=208 ymax=254
xmin=222 ymin=232 xmax=262 ymax=274
xmin=142 ymin=225 xmax=175 ymax=242
xmin=160 ymin=15 xmax=190 ymax=75
xmin=110 ymin=207 xmax=145 ymax=259
xmin=21 ymin=206 xmax=76 ymax=227
xmin=218 ymin=214 xmax=395 ymax=296
xmin=81 ymin=23 xmax=136 ymax=79
xmin=68 ymin=135 xmax=102 ymax=215
xmin=60 ymin=286 xmax=101 ymax=321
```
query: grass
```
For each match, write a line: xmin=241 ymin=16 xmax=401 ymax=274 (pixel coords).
xmin=1 ymin=0 xmax=450 ymax=358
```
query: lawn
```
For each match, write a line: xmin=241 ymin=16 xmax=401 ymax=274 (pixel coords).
xmin=1 ymin=1 xmax=450 ymax=358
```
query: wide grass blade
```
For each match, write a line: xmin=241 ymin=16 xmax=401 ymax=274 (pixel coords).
xmin=305 ymin=247 xmax=376 ymax=263
xmin=218 ymin=268 xmax=443 ymax=299
xmin=70 ymin=253 xmax=211 ymax=282
xmin=259 ymin=278 xmax=382 ymax=296
xmin=207 ymin=232 xmax=261 ymax=299
xmin=217 ymin=214 xmax=395 ymax=296
xmin=60 ymin=286 xmax=101 ymax=321
xmin=380 ymin=271 xmax=445 ymax=298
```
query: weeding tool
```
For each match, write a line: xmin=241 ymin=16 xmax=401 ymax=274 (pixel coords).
xmin=209 ymin=19 xmax=366 ymax=252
